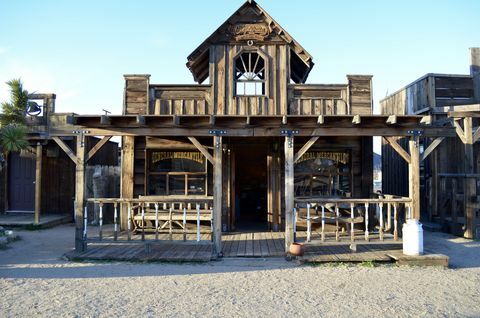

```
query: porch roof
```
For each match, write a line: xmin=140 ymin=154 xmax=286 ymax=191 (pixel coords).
xmin=38 ymin=114 xmax=455 ymax=138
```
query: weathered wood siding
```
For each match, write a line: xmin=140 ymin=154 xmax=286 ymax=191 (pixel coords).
xmin=380 ymin=74 xmax=476 ymax=115
xmin=123 ymin=75 xmax=150 ymax=115
xmin=288 ymin=85 xmax=349 ymax=115
xmin=348 ymin=75 xmax=373 ymax=115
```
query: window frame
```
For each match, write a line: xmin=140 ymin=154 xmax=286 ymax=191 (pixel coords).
xmin=146 ymin=150 xmax=208 ymax=196
xmin=233 ymin=49 xmax=269 ymax=97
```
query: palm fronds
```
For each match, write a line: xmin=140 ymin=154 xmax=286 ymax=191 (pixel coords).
xmin=0 ymin=124 xmax=29 ymax=154
xmin=0 ymin=78 xmax=28 ymax=127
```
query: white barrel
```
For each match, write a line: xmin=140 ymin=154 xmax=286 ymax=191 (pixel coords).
xmin=402 ymin=219 xmax=424 ymax=256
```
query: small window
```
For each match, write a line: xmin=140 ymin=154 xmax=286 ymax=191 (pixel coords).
xmin=235 ymin=52 xmax=266 ymax=96
xmin=148 ymin=151 xmax=207 ymax=196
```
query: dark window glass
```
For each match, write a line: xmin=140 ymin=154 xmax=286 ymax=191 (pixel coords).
xmin=294 ymin=151 xmax=351 ymax=197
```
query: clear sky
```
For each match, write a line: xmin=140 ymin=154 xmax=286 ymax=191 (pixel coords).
xmin=1 ymin=0 xmax=479 ymax=151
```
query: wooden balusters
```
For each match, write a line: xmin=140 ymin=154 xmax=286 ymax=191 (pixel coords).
xmin=168 ymin=206 xmax=173 ymax=241
xmin=127 ymin=202 xmax=132 ymax=241
xmin=83 ymin=206 xmax=88 ymax=241
xmin=183 ymin=206 xmax=187 ymax=242
xmin=99 ymin=203 xmax=103 ymax=241
xmin=335 ymin=204 xmax=340 ymax=241
xmin=114 ymin=202 xmax=118 ymax=241
xmin=321 ymin=205 xmax=325 ymax=242
xmin=350 ymin=203 xmax=355 ymax=242
xmin=364 ymin=203 xmax=369 ymax=241
xmin=379 ymin=202 xmax=384 ymax=241
xmin=306 ymin=203 xmax=311 ymax=242
xmin=196 ymin=203 xmax=201 ymax=242
xmin=155 ymin=203 xmax=159 ymax=241
xmin=141 ymin=203 xmax=146 ymax=241
xmin=393 ymin=204 xmax=398 ymax=241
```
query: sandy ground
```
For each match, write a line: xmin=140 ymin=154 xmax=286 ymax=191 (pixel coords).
xmin=1 ymin=224 xmax=480 ymax=318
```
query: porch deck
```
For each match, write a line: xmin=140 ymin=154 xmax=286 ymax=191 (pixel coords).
xmin=66 ymin=229 xmax=411 ymax=263
xmin=0 ymin=213 xmax=71 ymax=228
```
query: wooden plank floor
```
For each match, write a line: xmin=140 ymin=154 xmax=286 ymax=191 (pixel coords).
xmin=222 ymin=232 xmax=285 ymax=257
xmin=66 ymin=242 xmax=213 ymax=262
xmin=75 ymin=227 xmax=408 ymax=262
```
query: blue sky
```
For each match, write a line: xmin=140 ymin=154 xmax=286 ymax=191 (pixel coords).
xmin=1 ymin=0 xmax=479 ymax=151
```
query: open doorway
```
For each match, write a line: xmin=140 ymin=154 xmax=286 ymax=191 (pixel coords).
xmin=233 ymin=141 xmax=268 ymax=231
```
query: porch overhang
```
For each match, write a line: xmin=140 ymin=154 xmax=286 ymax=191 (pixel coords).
xmin=41 ymin=114 xmax=455 ymax=138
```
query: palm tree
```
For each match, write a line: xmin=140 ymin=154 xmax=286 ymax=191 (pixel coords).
xmin=0 ymin=79 xmax=30 ymax=171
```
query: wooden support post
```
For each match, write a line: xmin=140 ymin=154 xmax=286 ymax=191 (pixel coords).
xmin=409 ymin=137 xmax=421 ymax=220
xmin=284 ymin=135 xmax=295 ymax=252
xmin=121 ymin=136 xmax=135 ymax=230
xmin=75 ymin=135 xmax=87 ymax=252
xmin=463 ymin=117 xmax=476 ymax=238
xmin=213 ymin=135 xmax=223 ymax=256
xmin=34 ymin=142 xmax=42 ymax=225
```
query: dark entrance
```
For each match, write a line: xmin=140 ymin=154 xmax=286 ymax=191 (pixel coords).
xmin=8 ymin=152 xmax=36 ymax=212
xmin=233 ymin=141 xmax=268 ymax=231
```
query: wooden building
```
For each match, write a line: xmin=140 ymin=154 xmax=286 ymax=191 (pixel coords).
xmin=29 ymin=1 xmax=458 ymax=258
xmin=381 ymin=48 xmax=480 ymax=239
xmin=0 ymin=93 xmax=119 ymax=223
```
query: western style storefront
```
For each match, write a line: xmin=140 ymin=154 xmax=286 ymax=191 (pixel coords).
xmin=32 ymin=1 xmax=457 ymax=261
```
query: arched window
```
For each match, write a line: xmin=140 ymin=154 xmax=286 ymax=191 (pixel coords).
xmin=235 ymin=51 xmax=266 ymax=96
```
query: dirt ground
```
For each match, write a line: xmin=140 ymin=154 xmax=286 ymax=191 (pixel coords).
xmin=1 ymin=224 xmax=480 ymax=318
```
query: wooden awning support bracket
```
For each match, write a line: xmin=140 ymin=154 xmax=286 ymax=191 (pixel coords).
xmin=420 ymin=137 xmax=445 ymax=162
xmin=453 ymin=118 xmax=467 ymax=144
xmin=187 ymin=137 xmax=214 ymax=165
xmin=420 ymin=115 xmax=432 ymax=125
xmin=294 ymin=136 xmax=319 ymax=163
xmin=352 ymin=115 xmax=361 ymax=125
xmin=52 ymin=136 xmax=79 ymax=165
xmin=383 ymin=136 xmax=411 ymax=164
xmin=87 ymin=136 xmax=112 ymax=162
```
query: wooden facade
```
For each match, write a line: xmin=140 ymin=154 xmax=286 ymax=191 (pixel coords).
xmin=24 ymin=1 xmax=459 ymax=257
xmin=381 ymin=48 xmax=480 ymax=239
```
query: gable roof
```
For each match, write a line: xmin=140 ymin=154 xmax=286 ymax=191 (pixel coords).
xmin=186 ymin=0 xmax=314 ymax=84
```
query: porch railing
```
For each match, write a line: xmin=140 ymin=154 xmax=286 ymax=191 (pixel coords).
xmin=85 ymin=196 xmax=213 ymax=245
xmin=294 ymin=195 xmax=412 ymax=243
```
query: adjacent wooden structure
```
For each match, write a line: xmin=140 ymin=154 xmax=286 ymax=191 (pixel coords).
xmin=381 ymin=48 xmax=480 ymax=239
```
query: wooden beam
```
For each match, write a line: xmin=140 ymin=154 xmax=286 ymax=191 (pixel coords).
xmin=34 ymin=142 xmax=42 ymax=225
xmin=453 ymin=119 xmax=467 ymax=144
xmin=282 ymin=115 xmax=288 ymax=125
xmin=75 ymin=135 xmax=87 ymax=252
xmin=173 ymin=115 xmax=180 ymax=126
xmin=386 ymin=115 xmax=397 ymax=124
xmin=209 ymin=115 xmax=215 ymax=126
xmin=136 ymin=115 xmax=146 ymax=125
xmin=420 ymin=137 xmax=445 ymax=162
xmin=213 ymin=136 xmax=223 ymax=256
xmin=294 ymin=136 xmax=319 ymax=163
xmin=86 ymin=136 xmax=112 ymax=162
xmin=284 ymin=135 xmax=295 ymax=252
xmin=384 ymin=137 xmax=411 ymax=164
xmin=420 ymin=115 xmax=432 ymax=125
xmin=52 ymin=136 xmax=78 ymax=164
xmin=409 ymin=138 xmax=421 ymax=220
xmin=187 ymin=137 xmax=214 ymax=165
xmin=352 ymin=115 xmax=361 ymax=125
xmin=317 ymin=115 xmax=324 ymax=125
xmin=100 ymin=115 xmax=111 ymax=125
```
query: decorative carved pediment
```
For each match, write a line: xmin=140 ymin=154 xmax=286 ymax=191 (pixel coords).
xmin=228 ymin=23 xmax=271 ymax=41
